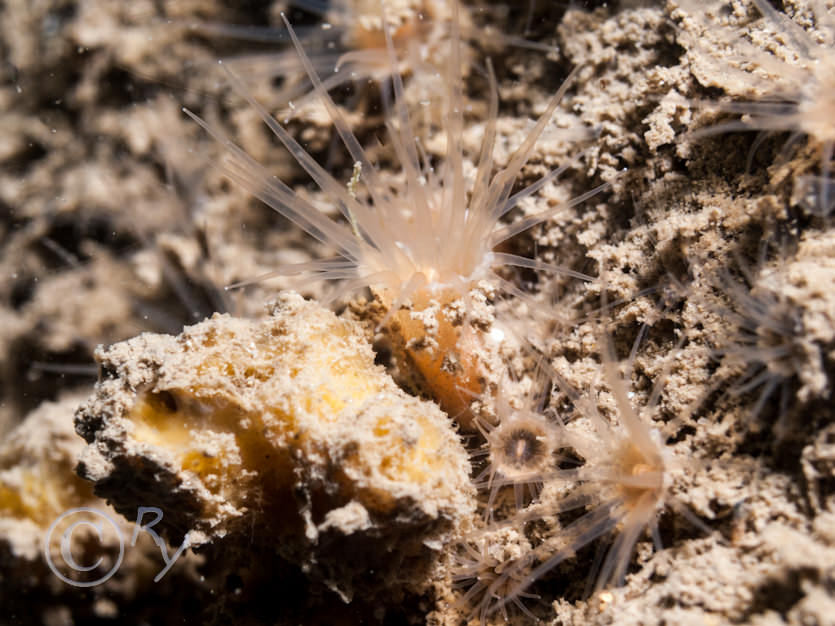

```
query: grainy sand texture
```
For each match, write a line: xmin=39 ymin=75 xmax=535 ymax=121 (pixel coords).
xmin=1 ymin=1 xmax=834 ymax=625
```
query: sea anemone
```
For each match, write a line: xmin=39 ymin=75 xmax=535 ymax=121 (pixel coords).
xmin=702 ymin=249 xmax=820 ymax=439
xmin=189 ymin=0 xmax=559 ymax=116
xmin=470 ymin=373 xmax=563 ymax=521
xmin=675 ymin=0 xmax=835 ymax=215
xmin=451 ymin=523 xmax=538 ymax=624
xmin=478 ymin=329 xmax=704 ymax=617
xmin=190 ymin=0 xmax=464 ymax=112
xmin=186 ymin=1 xmax=606 ymax=423
xmin=187 ymin=3 xmax=600 ymax=310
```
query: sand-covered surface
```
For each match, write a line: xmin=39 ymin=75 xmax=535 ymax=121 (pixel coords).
xmin=1 ymin=0 xmax=834 ymax=624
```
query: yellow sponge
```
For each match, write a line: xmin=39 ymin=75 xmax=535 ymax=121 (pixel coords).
xmin=75 ymin=292 xmax=475 ymax=600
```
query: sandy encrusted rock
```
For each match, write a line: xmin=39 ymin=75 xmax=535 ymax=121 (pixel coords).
xmin=75 ymin=292 xmax=475 ymax=601
xmin=0 ymin=393 xmax=94 ymax=561
xmin=0 ymin=392 xmax=206 ymax=624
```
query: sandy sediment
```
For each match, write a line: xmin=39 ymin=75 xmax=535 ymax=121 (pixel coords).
xmin=0 ymin=0 xmax=834 ymax=624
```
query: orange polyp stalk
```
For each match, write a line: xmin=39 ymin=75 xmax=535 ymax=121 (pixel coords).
xmin=373 ymin=4 xmax=580 ymax=428
xmin=371 ymin=0 xmax=489 ymax=428
xmin=385 ymin=288 xmax=488 ymax=429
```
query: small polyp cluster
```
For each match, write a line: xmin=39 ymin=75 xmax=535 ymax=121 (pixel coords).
xmin=453 ymin=330 xmax=683 ymax=622
xmin=186 ymin=1 xmax=708 ymax=619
